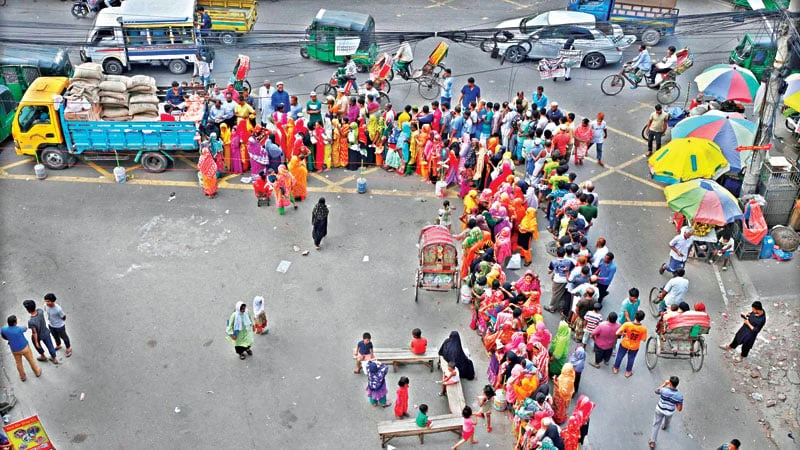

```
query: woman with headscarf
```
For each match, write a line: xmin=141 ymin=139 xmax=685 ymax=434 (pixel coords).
xmin=438 ymin=331 xmax=475 ymax=380
xmin=494 ymin=349 xmax=521 ymax=391
xmin=365 ymin=360 xmax=391 ymax=407
xmin=529 ymin=320 xmax=552 ymax=349
xmin=198 ymin=146 xmax=218 ymax=198
xmin=312 ymin=121 xmax=326 ymax=172
xmin=415 ymin=124 xmax=431 ymax=178
xmin=549 ymin=321 xmax=571 ymax=377
xmin=219 ymin=123 xmax=232 ymax=172
xmin=397 ymin=122 xmax=412 ymax=175
xmin=445 ymin=144 xmax=459 ymax=186
xmin=274 ymin=164 xmax=296 ymax=215
xmin=495 ymin=228 xmax=512 ymax=266
xmin=552 ymin=362 xmax=576 ymax=424
xmin=312 ymin=197 xmax=329 ymax=249
xmin=461 ymin=190 xmax=479 ymax=229
xmin=518 ymin=207 xmax=539 ymax=267
xmin=229 ymin=124 xmax=243 ymax=174
xmin=337 ymin=118 xmax=350 ymax=168
xmin=253 ymin=296 xmax=268 ymax=335
xmin=208 ymin=132 xmax=224 ymax=176
xmin=347 ymin=122 xmax=361 ymax=171
xmin=331 ymin=118 xmax=342 ymax=168
xmin=284 ymin=117 xmax=296 ymax=160
xmin=425 ymin=130 xmax=442 ymax=183
xmin=248 ymin=132 xmax=269 ymax=178
xmin=226 ymin=301 xmax=255 ymax=360
xmin=288 ymin=155 xmax=307 ymax=202
xmin=574 ymin=118 xmax=593 ymax=166
xmin=529 ymin=341 xmax=550 ymax=386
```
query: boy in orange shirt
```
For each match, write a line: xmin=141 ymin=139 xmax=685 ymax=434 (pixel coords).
xmin=410 ymin=328 xmax=428 ymax=355
xmin=613 ymin=310 xmax=647 ymax=377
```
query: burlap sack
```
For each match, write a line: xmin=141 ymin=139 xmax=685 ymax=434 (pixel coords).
xmin=128 ymin=103 xmax=158 ymax=115
xmin=99 ymin=80 xmax=127 ymax=93
xmin=73 ymin=63 xmax=103 ymax=81
xmin=128 ymin=94 xmax=159 ymax=104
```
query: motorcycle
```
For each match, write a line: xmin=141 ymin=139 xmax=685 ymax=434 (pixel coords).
xmin=72 ymin=0 xmax=122 ymax=19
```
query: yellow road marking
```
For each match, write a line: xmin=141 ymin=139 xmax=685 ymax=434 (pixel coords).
xmin=608 ymin=125 xmax=644 ymax=143
xmin=308 ymin=172 xmax=336 ymax=186
xmin=0 ymin=159 xmax=33 ymax=171
xmin=600 ymin=200 xmax=666 ymax=207
xmin=126 ymin=164 xmax=142 ymax=174
xmin=616 ymin=169 xmax=664 ymax=191
xmin=178 ymin=155 xmax=198 ymax=169
xmin=626 ymin=102 xmax=652 ymax=114
xmin=86 ymin=161 xmax=112 ymax=179
xmin=615 ymin=154 xmax=646 ymax=170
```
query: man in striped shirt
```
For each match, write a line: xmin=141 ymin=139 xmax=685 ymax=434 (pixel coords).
xmin=650 ymin=376 xmax=684 ymax=448
xmin=582 ymin=303 xmax=603 ymax=346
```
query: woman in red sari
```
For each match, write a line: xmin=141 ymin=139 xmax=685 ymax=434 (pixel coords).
xmin=198 ymin=146 xmax=218 ymax=198
xmin=573 ymin=118 xmax=593 ymax=166
xmin=313 ymin=122 xmax=326 ymax=171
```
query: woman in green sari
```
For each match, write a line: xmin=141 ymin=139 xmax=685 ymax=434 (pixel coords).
xmin=226 ymin=301 xmax=255 ymax=360
xmin=548 ymin=321 xmax=571 ymax=377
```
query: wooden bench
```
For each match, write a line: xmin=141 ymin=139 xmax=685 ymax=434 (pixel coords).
xmin=377 ymin=414 xmax=462 ymax=448
xmin=353 ymin=348 xmax=438 ymax=372
xmin=439 ymin=356 xmax=466 ymax=414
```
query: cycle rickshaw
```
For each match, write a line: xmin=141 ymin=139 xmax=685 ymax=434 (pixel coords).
xmin=645 ymin=311 xmax=710 ymax=372
xmin=414 ymin=225 xmax=460 ymax=302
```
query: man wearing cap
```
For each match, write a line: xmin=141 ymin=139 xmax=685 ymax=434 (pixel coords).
xmin=660 ymin=227 xmax=694 ymax=275
xmin=545 ymin=102 xmax=563 ymax=124
xmin=306 ymin=91 xmax=322 ymax=128
xmin=271 ymin=82 xmax=290 ymax=116
xmin=258 ymin=80 xmax=275 ymax=126
xmin=552 ymin=124 xmax=571 ymax=160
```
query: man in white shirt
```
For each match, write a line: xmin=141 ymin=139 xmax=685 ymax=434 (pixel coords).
xmin=257 ymin=80 xmax=275 ymax=126
xmin=395 ymin=37 xmax=414 ymax=78
xmin=648 ymin=46 xmax=677 ymax=85
xmin=591 ymin=237 xmax=609 ymax=269
xmin=659 ymin=268 xmax=689 ymax=311
xmin=660 ymin=226 xmax=694 ymax=275
xmin=362 ymin=80 xmax=380 ymax=100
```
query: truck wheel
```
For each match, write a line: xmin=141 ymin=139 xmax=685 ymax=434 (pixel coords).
xmin=168 ymin=59 xmax=188 ymax=75
xmin=142 ymin=152 xmax=169 ymax=173
xmin=641 ymin=29 xmax=661 ymax=47
xmin=219 ymin=32 xmax=237 ymax=46
xmin=102 ymin=59 xmax=124 ymax=75
xmin=41 ymin=148 xmax=69 ymax=170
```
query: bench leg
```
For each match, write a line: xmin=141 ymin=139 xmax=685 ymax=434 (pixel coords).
xmin=429 ymin=359 xmax=434 ymax=372
xmin=419 ymin=433 xmax=424 ymax=445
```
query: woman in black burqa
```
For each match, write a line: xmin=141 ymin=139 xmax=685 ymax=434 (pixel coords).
xmin=438 ymin=331 xmax=475 ymax=380
xmin=311 ymin=197 xmax=329 ymax=249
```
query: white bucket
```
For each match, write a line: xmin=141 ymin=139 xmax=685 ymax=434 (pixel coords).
xmin=493 ymin=389 xmax=507 ymax=411
xmin=435 ymin=180 xmax=447 ymax=198
xmin=34 ymin=164 xmax=47 ymax=180
xmin=460 ymin=285 xmax=472 ymax=304
xmin=113 ymin=166 xmax=126 ymax=183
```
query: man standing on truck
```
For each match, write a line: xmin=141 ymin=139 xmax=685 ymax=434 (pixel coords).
xmin=648 ymin=46 xmax=677 ymax=86
xmin=196 ymin=7 xmax=213 ymax=37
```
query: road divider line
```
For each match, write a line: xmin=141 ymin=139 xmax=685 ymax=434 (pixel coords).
xmin=178 ymin=155 xmax=197 ymax=169
xmin=308 ymin=172 xmax=337 ymax=186
xmin=86 ymin=161 xmax=112 ymax=179
xmin=608 ymin=126 xmax=644 ymax=143
xmin=0 ymin=159 xmax=32 ymax=171
xmin=713 ymin=264 xmax=729 ymax=307
xmin=616 ymin=169 xmax=664 ymax=191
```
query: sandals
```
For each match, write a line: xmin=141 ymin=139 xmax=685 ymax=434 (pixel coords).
xmin=612 ymin=368 xmax=619 ymax=374
xmin=65 ymin=349 xmax=72 ymax=357
xmin=245 ymin=349 xmax=253 ymax=356
xmin=36 ymin=356 xmax=47 ymax=362
xmin=239 ymin=354 xmax=246 ymax=360
xmin=625 ymin=372 xmax=633 ymax=378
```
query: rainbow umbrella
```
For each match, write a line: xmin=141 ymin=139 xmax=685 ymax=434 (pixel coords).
xmin=648 ymin=137 xmax=730 ymax=184
xmin=671 ymin=110 xmax=756 ymax=171
xmin=664 ymin=179 xmax=743 ymax=226
xmin=694 ymin=64 xmax=760 ymax=103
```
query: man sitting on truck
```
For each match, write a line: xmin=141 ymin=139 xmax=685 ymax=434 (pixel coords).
xmin=166 ymin=81 xmax=186 ymax=109
xmin=648 ymin=46 xmax=677 ymax=86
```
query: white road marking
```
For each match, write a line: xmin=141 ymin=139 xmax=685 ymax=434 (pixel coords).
xmin=713 ymin=264 xmax=729 ymax=307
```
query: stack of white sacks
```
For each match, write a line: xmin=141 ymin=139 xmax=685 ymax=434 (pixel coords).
xmin=63 ymin=63 xmax=159 ymax=122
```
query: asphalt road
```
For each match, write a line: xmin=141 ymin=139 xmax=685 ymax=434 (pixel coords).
xmin=0 ymin=0 xmax=785 ymax=449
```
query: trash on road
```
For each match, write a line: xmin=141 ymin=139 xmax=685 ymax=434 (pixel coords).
xmin=168 ymin=193 xmax=176 ymax=202
xmin=80 ymin=393 xmax=85 ymax=401
xmin=301 ymin=251 xmax=309 ymax=256
xmin=362 ymin=255 xmax=369 ymax=262
xmin=276 ymin=260 xmax=291 ymax=273
xmin=174 ymin=407 xmax=181 ymax=413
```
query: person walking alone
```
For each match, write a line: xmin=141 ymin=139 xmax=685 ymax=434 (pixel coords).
xmin=226 ymin=301 xmax=255 ymax=360
xmin=23 ymin=300 xmax=57 ymax=364
xmin=649 ymin=376 xmax=684 ymax=448
xmin=646 ymin=104 xmax=668 ymax=157
xmin=43 ymin=293 xmax=72 ymax=357
xmin=1 ymin=315 xmax=42 ymax=381
xmin=659 ymin=227 xmax=693 ymax=275
xmin=311 ymin=197 xmax=329 ymax=249
xmin=720 ymin=301 xmax=766 ymax=362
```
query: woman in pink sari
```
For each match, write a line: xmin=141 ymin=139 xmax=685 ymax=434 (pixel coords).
xmin=495 ymin=228 xmax=512 ymax=265
xmin=198 ymin=146 xmax=218 ymax=198
xmin=573 ymin=118 xmax=593 ymax=166
xmin=229 ymin=125 xmax=243 ymax=174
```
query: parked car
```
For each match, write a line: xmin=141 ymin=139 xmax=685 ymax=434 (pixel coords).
xmin=488 ymin=11 xmax=636 ymax=69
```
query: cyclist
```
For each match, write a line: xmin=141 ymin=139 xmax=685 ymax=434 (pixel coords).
xmin=627 ymin=45 xmax=652 ymax=89
xmin=342 ymin=55 xmax=359 ymax=90
xmin=395 ymin=36 xmax=414 ymax=79
xmin=656 ymin=268 xmax=689 ymax=313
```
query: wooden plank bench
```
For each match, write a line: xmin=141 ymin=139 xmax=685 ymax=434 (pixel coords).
xmin=439 ymin=356 xmax=466 ymax=414
xmin=377 ymin=414 xmax=462 ymax=448
xmin=353 ymin=348 xmax=438 ymax=372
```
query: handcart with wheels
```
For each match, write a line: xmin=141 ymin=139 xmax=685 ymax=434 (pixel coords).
xmin=414 ymin=225 xmax=460 ymax=302
xmin=645 ymin=313 xmax=710 ymax=372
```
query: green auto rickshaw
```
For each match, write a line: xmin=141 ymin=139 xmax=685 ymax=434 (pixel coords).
xmin=729 ymin=34 xmax=775 ymax=81
xmin=0 ymin=47 xmax=73 ymax=102
xmin=300 ymin=9 xmax=378 ymax=72
xmin=733 ymin=0 xmax=788 ymax=10
xmin=0 ymin=85 xmax=16 ymax=142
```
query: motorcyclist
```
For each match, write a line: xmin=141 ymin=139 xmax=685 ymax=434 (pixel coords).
xmin=648 ymin=46 xmax=677 ymax=86
xmin=394 ymin=36 xmax=414 ymax=79
xmin=627 ymin=45 xmax=652 ymax=89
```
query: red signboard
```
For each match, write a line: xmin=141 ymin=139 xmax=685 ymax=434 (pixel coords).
xmin=736 ymin=144 xmax=772 ymax=151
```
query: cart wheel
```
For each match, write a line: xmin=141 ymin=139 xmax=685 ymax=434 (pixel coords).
xmin=657 ymin=82 xmax=680 ymax=105
xmin=219 ymin=32 xmax=237 ymax=46
xmin=414 ymin=270 xmax=420 ymax=303
xmin=689 ymin=338 xmax=705 ymax=372
xmin=645 ymin=336 xmax=659 ymax=370
xmin=418 ymin=76 xmax=440 ymax=100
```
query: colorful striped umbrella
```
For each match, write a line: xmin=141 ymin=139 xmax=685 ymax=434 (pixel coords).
xmin=664 ymin=179 xmax=744 ymax=226
xmin=694 ymin=64 xmax=760 ymax=103
xmin=670 ymin=110 xmax=756 ymax=171
xmin=648 ymin=137 xmax=730 ymax=184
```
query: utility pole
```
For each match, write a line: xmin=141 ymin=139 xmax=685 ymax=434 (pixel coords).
xmin=741 ymin=13 xmax=792 ymax=195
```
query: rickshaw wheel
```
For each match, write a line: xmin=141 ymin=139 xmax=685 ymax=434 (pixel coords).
xmin=414 ymin=270 xmax=420 ymax=302
xmin=648 ymin=286 xmax=662 ymax=316
xmin=600 ymin=75 xmax=625 ymax=96
xmin=315 ymin=83 xmax=334 ymax=97
xmin=480 ymin=39 xmax=497 ymax=53
xmin=418 ymin=77 xmax=440 ymax=100
xmin=356 ymin=63 xmax=369 ymax=73
xmin=300 ymin=47 xmax=309 ymax=59
xmin=641 ymin=125 xmax=649 ymax=141
xmin=242 ymin=80 xmax=251 ymax=93
xmin=689 ymin=338 xmax=705 ymax=372
xmin=386 ymin=69 xmax=395 ymax=82
xmin=645 ymin=336 xmax=659 ymax=370
xmin=377 ymin=92 xmax=390 ymax=107
xmin=377 ymin=79 xmax=391 ymax=94
xmin=657 ymin=82 xmax=680 ymax=105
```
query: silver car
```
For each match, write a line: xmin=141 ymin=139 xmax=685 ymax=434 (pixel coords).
xmin=496 ymin=24 xmax=636 ymax=69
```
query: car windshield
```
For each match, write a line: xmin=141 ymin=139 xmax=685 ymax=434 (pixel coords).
xmin=520 ymin=14 xmax=548 ymax=34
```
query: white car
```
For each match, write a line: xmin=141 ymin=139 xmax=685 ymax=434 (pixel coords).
xmin=488 ymin=11 xmax=636 ymax=70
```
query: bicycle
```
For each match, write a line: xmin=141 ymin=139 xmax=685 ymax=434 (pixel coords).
xmin=648 ymin=286 xmax=665 ymax=316
xmin=601 ymin=63 xmax=680 ymax=105
xmin=314 ymin=69 xmax=390 ymax=106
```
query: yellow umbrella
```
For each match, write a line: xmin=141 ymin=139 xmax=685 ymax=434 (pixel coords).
xmin=648 ymin=138 xmax=730 ymax=184
xmin=784 ymin=90 xmax=800 ymax=112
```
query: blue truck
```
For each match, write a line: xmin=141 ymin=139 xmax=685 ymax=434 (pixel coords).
xmin=567 ymin=0 xmax=679 ymax=46
xmin=12 ymin=77 xmax=199 ymax=172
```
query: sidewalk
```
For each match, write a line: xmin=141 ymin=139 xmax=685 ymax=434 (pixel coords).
xmin=720 ymin=255 xmax=800 ymax=450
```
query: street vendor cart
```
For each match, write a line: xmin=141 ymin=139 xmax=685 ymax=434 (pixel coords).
xmin=414 ymin=225 xmax=460 ymax=302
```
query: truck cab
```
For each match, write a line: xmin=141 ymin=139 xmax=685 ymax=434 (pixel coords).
xmin=11 ymin=77 xmax=70 ymax=167
xmin=729 ymin=34 xmax=775 ymax=81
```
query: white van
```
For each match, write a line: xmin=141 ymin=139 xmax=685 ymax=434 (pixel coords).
xmin=79 ymin=0 xmax=200 ymax=75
